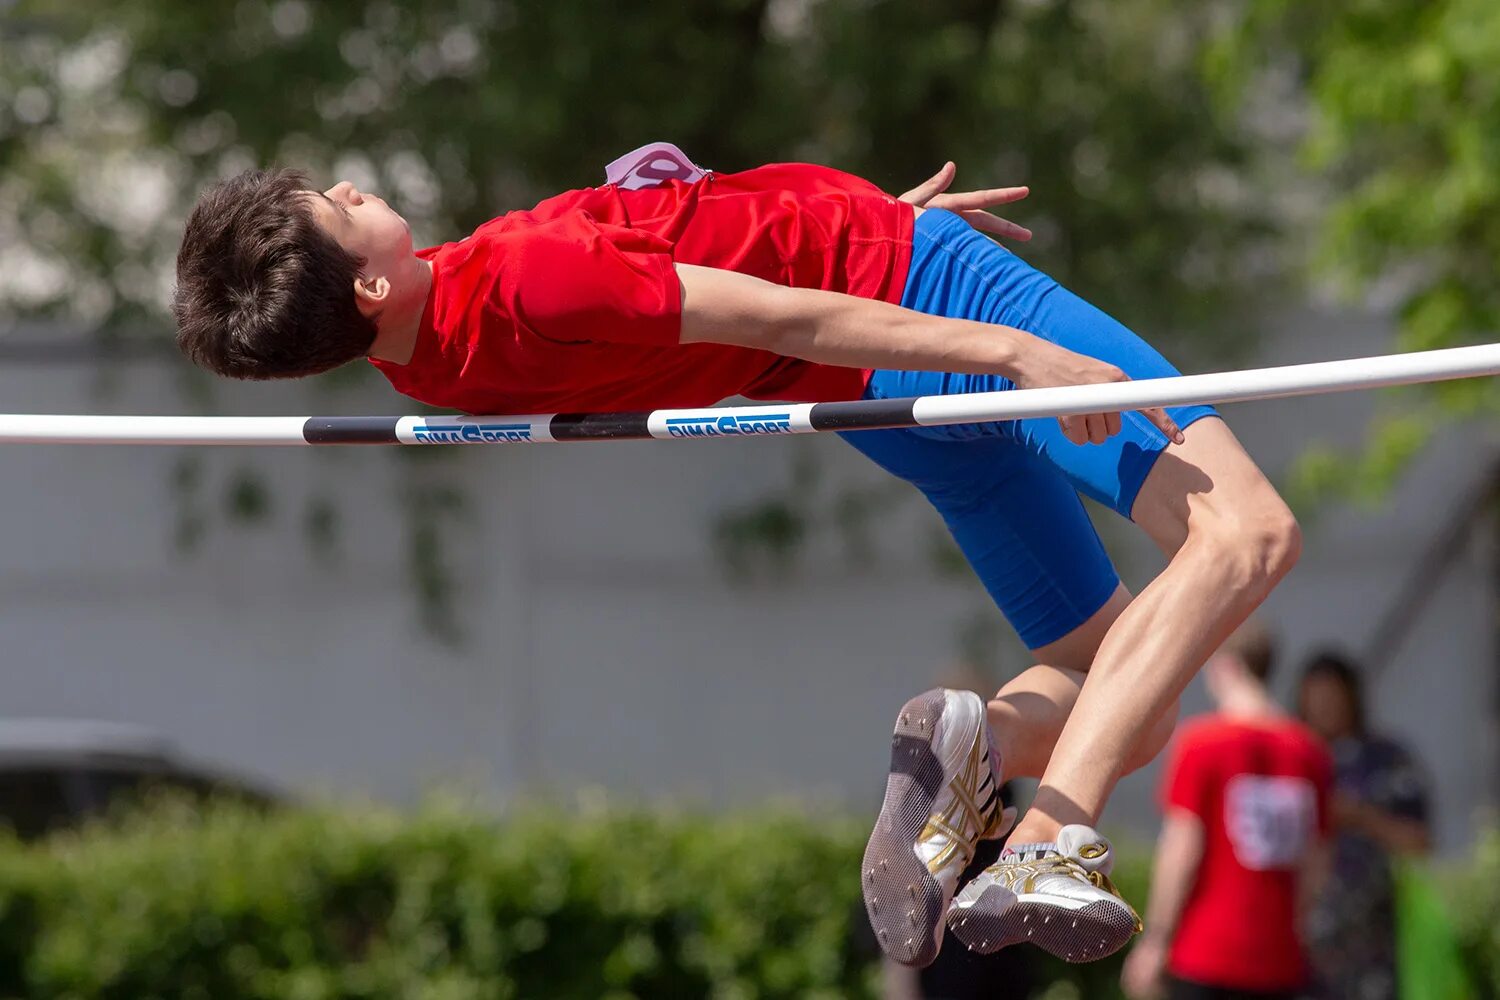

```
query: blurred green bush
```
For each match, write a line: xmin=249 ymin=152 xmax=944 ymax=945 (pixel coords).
xmin=1445 ymin=828 xmax=1500 ymax=999
xmin=8 ymin=799 xmax=1488 ymax=1000
xmin=0 ymin=799 xmax=1159 ymax=999
xmin=0 ymin=800 xmax=872 ymax=999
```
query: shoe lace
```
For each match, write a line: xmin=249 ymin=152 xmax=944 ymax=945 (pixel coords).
xmin=990 ymin=849 xmax=1143 ymax=934
xmin=1006 ymin=853 xmax=1123 ymax=898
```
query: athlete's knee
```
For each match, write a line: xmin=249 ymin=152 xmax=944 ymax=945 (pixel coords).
xmin=1190 ymin=487 xmax=1301 ymax=600
xmin=1238 ymin=490 xmax=1301 ymax=587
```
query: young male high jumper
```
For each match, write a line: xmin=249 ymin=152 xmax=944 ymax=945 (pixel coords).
xmin=173 ymin=143 xmax=1300 ymax=968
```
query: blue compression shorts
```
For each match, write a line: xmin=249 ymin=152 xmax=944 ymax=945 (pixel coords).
xmin=838 ymin=208 xmax=1217 ymax=649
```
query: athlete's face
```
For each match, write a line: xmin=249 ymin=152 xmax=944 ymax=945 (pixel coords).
xmin=1299 ymin=674 xmax=1357 ymax=741
xmin=303 ymin=181 xmax=413 ymax=279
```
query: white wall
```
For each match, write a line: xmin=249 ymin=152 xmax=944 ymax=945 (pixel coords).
xmin=0 ymin=305 xmax=1493 ymax=852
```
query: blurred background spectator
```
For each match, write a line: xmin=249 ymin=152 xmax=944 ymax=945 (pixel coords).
xmin=1122 ymin=621 xmax=1331 ymax=1000
xmin=1298 ymin=651 xmax=1433 ymax=1000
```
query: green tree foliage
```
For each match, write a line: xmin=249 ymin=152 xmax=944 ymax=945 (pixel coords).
xmin=1210 ymin=0 xmax=1500 ymax=501
xmin=2 ymin=0 xmax=1271 ymax=355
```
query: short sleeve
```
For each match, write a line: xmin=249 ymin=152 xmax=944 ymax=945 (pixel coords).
xmin=503 ymin=214 xmax=681 ymax=346
xmin=1161 ymin=729 xmax=1212 ymax=821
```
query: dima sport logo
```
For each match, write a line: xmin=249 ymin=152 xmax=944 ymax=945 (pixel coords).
xmin=412 ymin=422 xmax=532 ymax=444
xmin=664 ymin=413 xmax=793 ymax=438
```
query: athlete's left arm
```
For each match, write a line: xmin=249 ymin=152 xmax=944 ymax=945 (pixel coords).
xmin=675 ymin=262 xmax=1184 ymax=445
xmin=1120 ymin=808 xmax=1204 ymax=1000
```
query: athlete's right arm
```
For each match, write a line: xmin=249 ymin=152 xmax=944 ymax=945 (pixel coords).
xmin=675 ymin=262 xmax=1183 ymax=445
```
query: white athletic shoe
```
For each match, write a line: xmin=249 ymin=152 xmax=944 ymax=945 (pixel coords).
xmin=861 ymin=688 xmax=1015 ymax=967
xmin=948 ymin=824 xmax=1142 ymax=963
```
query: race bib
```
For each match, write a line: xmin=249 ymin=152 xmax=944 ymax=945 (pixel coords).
xmin=604 ymin=141 xmax=707 ymax=190
xmin=1224 ymin=774 xmax=1317 ymax=870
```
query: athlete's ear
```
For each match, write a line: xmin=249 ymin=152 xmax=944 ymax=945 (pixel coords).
xmin=353 ymin=273 xmax=390 ymax=318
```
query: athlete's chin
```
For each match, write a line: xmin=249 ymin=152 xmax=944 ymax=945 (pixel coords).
xmin=378 ymin=202 xmax=410 ymax=236
xmin=385 ymin=219 xmax=413 ymax=253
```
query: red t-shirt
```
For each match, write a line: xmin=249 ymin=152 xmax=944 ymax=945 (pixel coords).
xmin=1161 ymin=714 xmax=1332 ymax=992
xmin=370 ymin=163 xmax=914 ymax=413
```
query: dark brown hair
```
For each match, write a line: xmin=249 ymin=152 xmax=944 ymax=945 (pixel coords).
xmin=1299 ymin=650 xmax=1367 ymax=736
xmin=1222 ymin=618 xmax=1275 ymax=681
xmin=173 ymin=168 xmax=376 ymax=379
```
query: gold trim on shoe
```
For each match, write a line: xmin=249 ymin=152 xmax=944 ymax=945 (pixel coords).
xmin=984 ymin=855 xmax=1144 ymax=933
xmin=918 ymin=731 xmax=1000 ymax=876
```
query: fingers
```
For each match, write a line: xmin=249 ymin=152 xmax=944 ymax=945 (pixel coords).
xmin=938 ymin=185 xmax=1030 ymax=209
xmin=1101 ymin=367 xmax=1183 ymax=445
xmin=897 ymin=161 xmax=956 ymax=205
xmin=959 ymin=209 xmax=1033 ymax=241
xmin=1058 ymin=415 xmax=1086 ymax=446
xmin=1064 ymin=410 xmax=1182 ymax=446
xmin=1047 ymin=352 xmax=1184 ymax=447
xmin=1060 ymin=415 xmax=1107 ymax=446
xmin=1062 ymin=413 xmax=1125 ymax=445
xmin=1143 ymin=407 xmax=1185 ymax=445
xmin=929 ymin=186 xmax=1033 ymax=240
xmin=1085 ymin=413 xmax=1111 ymax=445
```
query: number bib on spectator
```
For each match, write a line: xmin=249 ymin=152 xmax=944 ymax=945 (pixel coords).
xmin=1224 ymin=773 xmax=1317 ymax=870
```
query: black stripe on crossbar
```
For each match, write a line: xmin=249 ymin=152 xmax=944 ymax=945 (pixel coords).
xmin=302 ymin=416 xmax=401 ymax=444
xmin=807 ymin=398 xmax=917 ymax=432
xmin=549 ymin=411 xmax=653 ymax=440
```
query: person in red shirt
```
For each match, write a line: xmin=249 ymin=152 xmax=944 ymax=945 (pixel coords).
xmin=172 ymin=144 xmax=1302 ymax=969
xmin=1122 ymin=621 xmax=1332 ymax=1000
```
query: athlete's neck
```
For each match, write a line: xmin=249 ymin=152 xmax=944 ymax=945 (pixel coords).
xmin=366 ymin=257 xmax=434 ymax=366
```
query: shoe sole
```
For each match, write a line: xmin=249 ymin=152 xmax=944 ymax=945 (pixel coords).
xmin=861 ymin=688 xmax=967 ymax=968
xmin=949 ymin=885 xmax=1138 ymax=963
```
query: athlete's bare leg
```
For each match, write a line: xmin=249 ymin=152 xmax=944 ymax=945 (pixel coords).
xmin=861 ymin=417 xmax=1289 ymax=967
xmin=1006 ymin=416 xmax=1299 ymax=844
xmin=860 ymin=587 xmax=1184 ymax=968
xmin=984 ymin=587 xmax=1178 ymax=784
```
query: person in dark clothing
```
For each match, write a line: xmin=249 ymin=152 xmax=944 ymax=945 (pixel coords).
xmin=1298 ymin=651 xmax=1432 ymax=1000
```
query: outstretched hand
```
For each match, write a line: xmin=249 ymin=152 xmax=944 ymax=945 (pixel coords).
xmin=1009 ymin=332 xmax=1185 ymax=446
xmin=902 ymin=164 xmax=1183 ymax=446
xmin=899 ymin=161 xmax=1032 ymax=242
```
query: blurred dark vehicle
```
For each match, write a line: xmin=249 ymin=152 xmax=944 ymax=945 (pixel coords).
xmin=0 ymin=718 xmax=283 ymax=840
